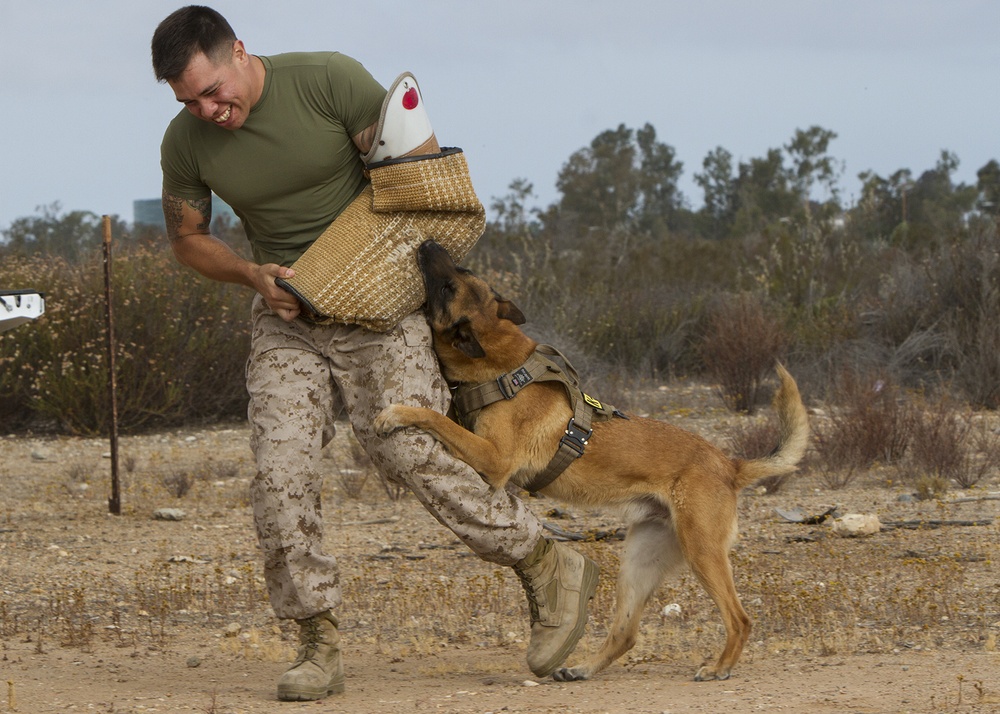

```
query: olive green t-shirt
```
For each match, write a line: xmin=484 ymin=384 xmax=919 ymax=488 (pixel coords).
xmin=160 ymin=52 xmax=386 ymax=266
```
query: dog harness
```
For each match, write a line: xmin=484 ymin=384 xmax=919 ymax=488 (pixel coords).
xmin=450 ymin=344 xmax=628 ymax=493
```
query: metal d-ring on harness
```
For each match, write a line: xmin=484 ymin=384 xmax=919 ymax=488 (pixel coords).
xmin=450 ymin=344 xmax=628 ymax=493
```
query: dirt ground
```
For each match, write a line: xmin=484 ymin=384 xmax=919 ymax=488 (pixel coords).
xmin=1 ymin=381 xmax=998 ymax=713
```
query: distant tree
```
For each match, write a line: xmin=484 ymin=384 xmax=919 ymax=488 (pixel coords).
xmin=489 ymin=178 xmax=538 ymax=238
xmin=0 ymin=203 xmax=128 ymax=261
xmin=476 ymin=178 xmax=541 ymax=275
xmin=691 ymin=128 xmax=844 ymax=238
xmin=906 ymin=151 xmax=978 ymax=244
xmin=856 ymin=168 xmax=913 ymax=242
xmin=553 ymin=124 xmax=636 ymax=237
xmin=635 ymin=123 xmax=685 ymax=234
xmin=975 ymin=158 xmax=1000 ymax=218
xmin=694 ymin=146 xmax=737 ymax=239
xmin=547 ymin=123 xmax=684 ymax=244
xmin=855 ymin=151 xmax=977 ymax=248
xmin=784 ymin=125 xmax=843 ymax=214
xmin=731 ymin=148 xmax=799 ymax=235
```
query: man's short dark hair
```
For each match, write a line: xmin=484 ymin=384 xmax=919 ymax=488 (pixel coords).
xmin=151 ymin=5 xmax=237 ymax=82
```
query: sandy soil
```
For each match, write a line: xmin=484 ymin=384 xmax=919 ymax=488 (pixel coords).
xmin=1 ymin=383 xmax=999 ymax=713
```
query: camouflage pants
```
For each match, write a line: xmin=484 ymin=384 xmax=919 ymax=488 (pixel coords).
xmin=246 ymin=295 xmax=543 ymax=620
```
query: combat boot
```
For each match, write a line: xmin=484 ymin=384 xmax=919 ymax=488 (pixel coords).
xmin=277 ymin=610 xmax=345 ymax=701
xmin=513 ymin=538 xmax=599 ymax=677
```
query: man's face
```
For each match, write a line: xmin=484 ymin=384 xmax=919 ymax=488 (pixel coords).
xmin=167 ymin=41 xmax=257 ymax=130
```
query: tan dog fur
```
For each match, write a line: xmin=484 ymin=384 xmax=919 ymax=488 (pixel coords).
xmin=374 ymin=240 xmax=810 ymax=682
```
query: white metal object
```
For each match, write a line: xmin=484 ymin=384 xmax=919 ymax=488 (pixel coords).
xmin=362 ymin=72 xmax=437 ymax=164
xmin=0 ymin=290 xmax=45 ymax=333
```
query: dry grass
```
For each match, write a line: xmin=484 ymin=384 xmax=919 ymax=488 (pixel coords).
xmin=905 ymin=396 xmax=1000 ymax=492
xmin=5 ymin=473 xmax=996 ymax=678
xmin=811 ymin=372 xmax=916 ymax=489
xmin=1 ymin=390 xmax=998 ymax=694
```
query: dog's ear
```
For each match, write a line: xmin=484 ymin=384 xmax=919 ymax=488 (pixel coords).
xmin=448 ymin=317 xmax=486 ymax=358
xmin=493 ymin=291 xmax=526 ymax=325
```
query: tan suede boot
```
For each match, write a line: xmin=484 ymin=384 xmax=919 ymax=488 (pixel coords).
xmin=277 ymin=610 xmax=345 ymax=701
xmin=513 ymin=538 xmax=599 ymax=677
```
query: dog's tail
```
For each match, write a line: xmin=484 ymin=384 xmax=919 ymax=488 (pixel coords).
xmin=733 ymin=363 xmax=810 ymax=489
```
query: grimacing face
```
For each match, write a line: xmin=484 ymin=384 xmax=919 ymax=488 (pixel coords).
xmin=167 ymin=41 xmax=259 ymax=130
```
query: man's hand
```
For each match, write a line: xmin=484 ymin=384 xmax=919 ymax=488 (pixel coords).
xmin=253 ymin=264 xmax=301 ymax=321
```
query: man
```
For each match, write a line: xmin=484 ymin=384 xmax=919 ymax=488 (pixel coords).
xmin=151 ymin=6 xmax=598 ymax=702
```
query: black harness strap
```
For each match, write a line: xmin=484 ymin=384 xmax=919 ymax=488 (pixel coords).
xmin=450 ymin=345 xmax=627 ymax=493
xmin=452 ymin=350 xmax=559 ymax=424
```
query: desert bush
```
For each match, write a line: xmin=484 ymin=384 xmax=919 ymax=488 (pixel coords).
xmin=469 ymin=223 xmax=739 ymax=380
xmin=161 ymin=469 xmax=195 ymax=498
xmin=908 ymin=398 xmax=968 ymax=489
xmin=906 ymin=397 xmax=1000 ymax=490
xmin=700 ymin=291 xmax=786 ymax=414
xmin=930 ymin=223 xmax=1000 ymax=408
xmin=4 ymin=199 xmax=999 ymax=440
xmin=963 ymin=418 xmax=1000 ymax=488
xmin=748 ymin=220 xmax=877 ymax=310
xmin=859 ymin=255 xmax=954 ymax=385
xmin=954 ymin=312 xmax=1000 ymax=409
xmin=812 ymin=371 xmax=916 ymax=488
xmin=0 ymin=244 xmax=251 ymax=434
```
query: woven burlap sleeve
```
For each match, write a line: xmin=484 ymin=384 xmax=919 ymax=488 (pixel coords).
xmin=276 ymin=149 xmax=485 ymax=332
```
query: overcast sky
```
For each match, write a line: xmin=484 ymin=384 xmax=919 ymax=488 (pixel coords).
xmin=1 ymin=0 xmax=997 ymax=231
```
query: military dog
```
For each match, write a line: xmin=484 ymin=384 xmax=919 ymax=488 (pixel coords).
xmin=374 ymin=240 xmax=809 ymax=682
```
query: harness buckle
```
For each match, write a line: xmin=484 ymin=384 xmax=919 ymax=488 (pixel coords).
xmin=560 ymin=417 xmax=593 ymax=458
xmin=496 ymin=374 xmax=516 ymax=400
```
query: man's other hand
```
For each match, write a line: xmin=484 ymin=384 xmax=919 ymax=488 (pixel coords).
xmin=255 ymin=264 xmax=301 ymax=321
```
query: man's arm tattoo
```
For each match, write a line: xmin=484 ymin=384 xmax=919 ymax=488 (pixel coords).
xmin=162 ymin=191 xmax=184 ymax=242
xmin=188 ymin=196 xmax=212 ymax=232
xmin=162 ymin=190 xmax=212 ymax=243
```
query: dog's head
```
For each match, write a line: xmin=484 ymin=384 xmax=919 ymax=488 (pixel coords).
xmin=416 ymin=240 xmax=527 ymax=372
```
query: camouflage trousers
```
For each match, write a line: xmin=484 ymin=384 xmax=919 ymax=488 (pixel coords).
xmin=246 ymin=295 xmax=543 ymax=620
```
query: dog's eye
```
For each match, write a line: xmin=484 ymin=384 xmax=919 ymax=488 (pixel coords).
xmin=440 ymin=282 xmax=455 ymax=298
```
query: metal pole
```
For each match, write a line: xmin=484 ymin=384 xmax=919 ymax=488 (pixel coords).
xmin=102 ymin=215 xmax=121 ymax=515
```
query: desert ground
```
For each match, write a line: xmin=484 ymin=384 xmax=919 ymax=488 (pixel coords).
xmin=1 ymin=380 xmax=998 ymax=713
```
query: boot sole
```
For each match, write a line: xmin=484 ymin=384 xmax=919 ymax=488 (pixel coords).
xmin=277 ymin=674 xmax=346 ymax=701
xmin=529 ymin=557 xmax=600 ymax=678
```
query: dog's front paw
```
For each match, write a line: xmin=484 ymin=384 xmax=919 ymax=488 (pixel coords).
xmin=373 ymin=405 xmax=408 ymax=436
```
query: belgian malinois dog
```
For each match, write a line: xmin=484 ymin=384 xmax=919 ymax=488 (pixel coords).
xmin=374 ymin=240 xmax=809 ymax=682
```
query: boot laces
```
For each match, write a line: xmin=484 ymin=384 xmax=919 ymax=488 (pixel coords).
xmin=294 ymin=618 xmax=322 ymax=665
xmin=515 ymin=569 xmax=542 ymax=624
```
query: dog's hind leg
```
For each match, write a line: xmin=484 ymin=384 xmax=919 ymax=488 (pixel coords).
xmin=553 ymin=517 xmax=681 ymax=681
xmin=680 ymin=522 xmax=751 ymax=682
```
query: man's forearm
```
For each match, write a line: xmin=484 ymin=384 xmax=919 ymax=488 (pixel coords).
xmin=161 ymin=192 xmax=301 ymax=320
xmin=162 ymin=191 xmax=257 ymax=286
xmin=171 ymin=232 xmax=258 ymax=288
xmin=170 ymin=230 xmax=302 ymax=321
